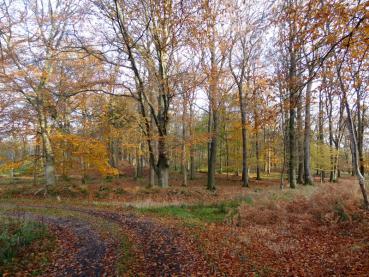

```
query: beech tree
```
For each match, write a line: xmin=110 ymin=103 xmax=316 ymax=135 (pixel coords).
xmin=85 ymin=0 xmax=204 ymax=187
xmin=0 ymin=0 xmax=83 ymax=191
xmin=228 ymin=0 xmax=267 ymax=187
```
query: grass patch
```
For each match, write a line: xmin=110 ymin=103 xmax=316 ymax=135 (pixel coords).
xmin=0 ymin=217 xmax=50 ymax=274
xmin=117 ymin=235 xmax=134 ymax=274
xmin=137 ymin=197 xmax=252 ymax=223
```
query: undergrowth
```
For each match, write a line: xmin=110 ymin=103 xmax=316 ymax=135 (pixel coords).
xmin=0 ymin=217 xmax=48 ymax=269
xmin=237 ymin=183 xmax=361 ymax=226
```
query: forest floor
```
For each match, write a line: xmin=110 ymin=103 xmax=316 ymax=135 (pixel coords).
xmin=1 ymin=172 xmax=369 ymax=276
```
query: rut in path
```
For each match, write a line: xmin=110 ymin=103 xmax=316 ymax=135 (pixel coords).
xmin=83 ymin=209 xmax=216 ymax=275
xmin=15 ymin=205 xmax=217 ymax=276
xmin=9 ymin=211 xmax=116 ymax=277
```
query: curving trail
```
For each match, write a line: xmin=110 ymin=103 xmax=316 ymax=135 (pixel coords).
xmin=79 ymin=209 xmax=215 ymax=276
xmin=8 ymin=211 xmax=117 ymax=277
xmin=10 ymin=205 xmax=215 ymax=276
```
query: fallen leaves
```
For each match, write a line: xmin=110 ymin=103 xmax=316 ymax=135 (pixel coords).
xmin=3 ymin=177 xmax=369 ymax=276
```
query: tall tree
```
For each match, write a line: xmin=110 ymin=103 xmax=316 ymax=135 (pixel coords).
xmin=0 ymin=0 xmax=82 ymax=191
xmin=89 ymin=0 xmax=196 ymax=187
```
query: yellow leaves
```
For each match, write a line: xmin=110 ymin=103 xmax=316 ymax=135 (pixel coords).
xmin=311 ymin=142 xmax=338 ymax=171
xmin=0 ymin=161 xmax=24 ymax=173
xmin=52 ymin=132 xmax=118 ymax=177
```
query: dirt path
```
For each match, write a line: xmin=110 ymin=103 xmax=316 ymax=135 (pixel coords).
xmin=8 ymin=211 xmax=117 ymax=277
xmin=78 ymin=209 xmax=214 ymax=276
xmin=10 ymin=205 xmax=214 ymax=276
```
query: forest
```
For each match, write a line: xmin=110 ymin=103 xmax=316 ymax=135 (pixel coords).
xmin=0 ymin=0 xmax=369 ymax=276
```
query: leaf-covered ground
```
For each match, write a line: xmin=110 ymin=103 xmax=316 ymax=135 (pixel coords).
xmin=1 ymin=175 xmax=369 ymax=276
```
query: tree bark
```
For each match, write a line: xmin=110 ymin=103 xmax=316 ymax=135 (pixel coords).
xmin=255 ymin=130 xmax=261 ymax=180
xmin=189 ymin=104 xmax=196 ymax=180
xmin=157 ymin=137 xmax=169 ymax=188
xmin=33 ymin=134 xmax=41 ymax=186
xmin=288 ymin=99 xmax=297 ymax=188
xmin=287 ymin=2 xmax=297 ymax=189
xmin=318 ymin=88 xmax=325 ymax=182
xmin=297 ymin=90 xmax=304 ymax=184
xmin=39 ymin=109 xmax=56 ymax=189
xmin=149 ymin=162 xmax=156 ymax=187
xmin=304 ymin=78 xmax=314 ymax=185
xmin=327 ymin=89 xmax=336 ymax=182
xmin=240 ymin=88 xmax=249 ymax=186
xmin=182 ymin=96 xmax=188 ymax=186
xmin=344 ymin=96 xmax=369 ymax=208
xmin=357 ymin=90 xmax=365 ymax=175
xmin=207 ymin=112 xmax=217 ymax=191
xmin=338 ymin=69 xmax=369 ymax=209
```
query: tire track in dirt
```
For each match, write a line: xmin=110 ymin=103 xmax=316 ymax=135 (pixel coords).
xmin=14 ymin=205 xmax=216 ymax=276
xmin=8 ymin=211 xmax=117 ymax=277
xmin=83 ymin=210 xmax=215 ymax=276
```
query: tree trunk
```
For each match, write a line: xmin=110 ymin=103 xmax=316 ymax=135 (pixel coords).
xmin=207 ymin=36 xmax=219 ymax=191
xmin=345 ymin=98 xmax=369 ymax=208
xmin=189 ymin=104 xmax=196 ymax=180
xmin=225 ymin=125 xmax=230 ymax=179
xmin=255 ymin=130 xmax=261 ymax=180
xmin=33 ymin=134 xmax=41 ymax=186
xmin=288 ymin=10 xmax=297 ymax=189
xmin=207 ymin=111 xmax=217 ymax=191
xmin=139 ymin=154 xmax=144 ymax=177
xmin=218 ymin=121 xmax=223 ymax=174
xmin=288 ymin=101 xmax=297 ymax=188
xmin=297 ymin=91 xmax=304 ymax=184
xmin=357 ymin=90 xmax=365 ymax=175
xmin=149 ymin=163 xmax=156 ymax=187
xmin=338 ymin=70 xmax=369 ymax=209
xmin=134 ymin=146 xmax=140 ymax=179
xmin=182 ymin=97 xmax=188 ymax=186
xmin=190 ymin=147 xmax=195 ymax=180
xmin=39 ymin=112 xmax=56 ymax=189
xmin=304 ymin=78 xmax=314 ymax=185
xmin=240 ymin=96 xmax=249 ymax=187
xmin=327 ymin=89 xmax=336 ymax=183
xmin=267 ymin=140 xmax=271 ymax=175
xmin=135 ymin=142 xmax=143 ymax=178
xmin=281 ymin=115 xmax=288 ymax=190
xmin=157 ymin=139 xmax=169 ymax=188
xmin=318 ymin=88 xmax=325 ymax=182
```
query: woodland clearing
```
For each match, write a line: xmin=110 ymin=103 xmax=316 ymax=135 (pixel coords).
xmin=1 ymin=0 xmax=369 ymax=275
